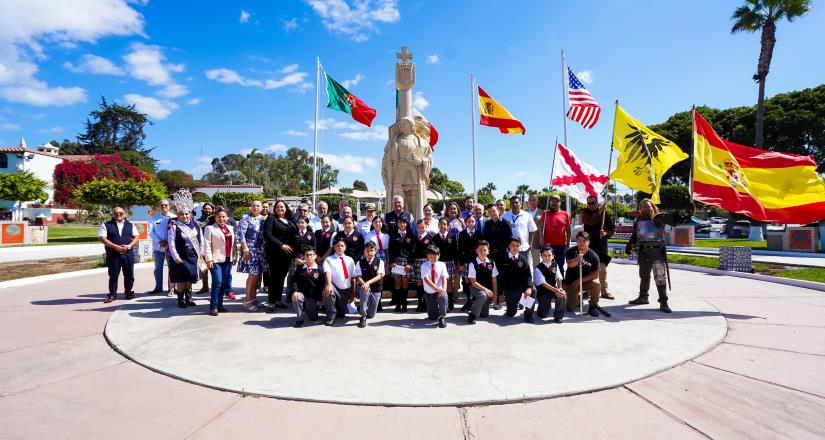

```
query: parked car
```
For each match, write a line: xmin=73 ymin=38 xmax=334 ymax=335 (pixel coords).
xmin=680 ymin=216 xmax=711 ymax=234
xmin=708 ymin=216 xmax=728 ymax=224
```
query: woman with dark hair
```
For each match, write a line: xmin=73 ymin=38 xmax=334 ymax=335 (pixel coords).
xmin=237 ymin=199 xmax=267 ymax=311
xmin=264 ymin=199 xmax=298 ymax=311
xmin=203 ymin=207 xmax=237 ymax=316
xmin=168 ymin=209 xmax=204 ymax=308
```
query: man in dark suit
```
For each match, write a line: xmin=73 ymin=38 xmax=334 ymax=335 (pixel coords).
xmin=98 ymin=207 xmax=140 ymax=303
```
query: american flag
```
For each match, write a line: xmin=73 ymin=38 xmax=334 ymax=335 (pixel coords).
xmin=566 ymin=67 xmax=601 ymax=129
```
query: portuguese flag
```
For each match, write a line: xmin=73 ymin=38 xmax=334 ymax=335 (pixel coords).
xmin=692 ymin=110 xmax=825 ymax=224
xmin=325 ymin=73 xmax=376 ymax=127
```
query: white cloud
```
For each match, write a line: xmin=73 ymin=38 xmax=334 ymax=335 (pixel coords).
xmin=338 ymin=124 xmax=387 ymax=141
xmin=241 ymin=144 xmax=289 ymax=156
xmin=511 ymin=171 xmax=527 ymax=178
xmin=123 ymin=93 xmax=178 ymax=120
xmin=577 ymin=70 xmax=593 ymax=84
xmin=240 ymin=10 xmax=251 ymax=23
xmin=304 ymin=0 xmax=400 ymax=42
xmin=413 ymin=91 xmax=429 ymax=110
xmin=0 ymin=123 xmax=20 ymax=131
xmin=157 ymin=159 xmax=171 ymax=165
xmin=123 ymin=43 xmax=185 ymax=87
xmin=282 ymin=17 xmax=299 ymax=32
xmin=193 ymin=155 xmax=213 ymax=176
xmin=63 ymin=54 xmax=125 ymax=76
xmin=426 ymin=55 xmax=439 ymax=64
xmin=186 ymin=98 xmax=202 ymax=105
xmin=307 ymin=118 xmax=361 ymax=131
xmin=341 ymin=72 xmax=364 ymax=88
xmin=37 ymin=126 xmax=64 ymax=133
xmin=205 ymin=66 xmax=311 ymax=91
xmin=158 ymin=83 xmax=189 ymax=98
xmin=318 ymin=152 xmax=378 ymax=173
xmin=285 ymin=129 xmax=309 ymax=136
xmin=0 ymin=0 xmax=144 ymax=106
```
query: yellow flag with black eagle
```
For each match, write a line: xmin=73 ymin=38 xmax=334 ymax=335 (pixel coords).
xmin=609 ymin=104 xmax=688 ymax=203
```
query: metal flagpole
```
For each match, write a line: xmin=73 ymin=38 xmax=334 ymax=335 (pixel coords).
xmin=312 ymin=57 xmax=321 ymax=210
xmin=689 ymin=105 xmax=696 ymax=204
xmin=600 ymin=100 xmax=619 ymax=232
xmin=470 ymin=74 xmax=478 ymax=203
xmin=560 ymin=50 xmax=571 ymax=215
xmin=541 ymin=137 xmax=560 ymax=249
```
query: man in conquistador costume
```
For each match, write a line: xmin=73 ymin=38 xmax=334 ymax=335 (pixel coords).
xmin=625 ymin=199 xmax=694 ymax=313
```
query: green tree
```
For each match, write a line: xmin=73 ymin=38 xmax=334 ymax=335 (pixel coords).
xmin=156 ymin=170 xmax=196 ymax=195
xmin=76 ymin=97 xmax=156 ymax=171
xmin=633 ymin=184 xmax=690 ymax=211
xmin=352 ymin=179 xmax=368 ymax=191
xmin=731 ymin=0 xmax=811 ymax=148
xmin=212 ymin=191 xmax=266 ymax=216
xmin=428 ymin=167 xmax=466 ymax=198
xmin=515 ymin=184 xmax=531 ymax=202
xmin=73 ymin=179 xmax=166 ymax=209
xmin=0 ymin=172 xmax=48 ymax=204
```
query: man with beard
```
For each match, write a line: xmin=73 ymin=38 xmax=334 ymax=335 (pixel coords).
xmin=540 ymin=195 xmax=571 ymax=277
xmin=625 ymin=199 xmax=694 ymax=313
xmin=579 ymin=195 xmax=616 ymax=300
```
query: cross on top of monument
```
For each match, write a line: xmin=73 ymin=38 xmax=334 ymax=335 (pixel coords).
xmin=396 ymin=46 xmax=413 ymax=63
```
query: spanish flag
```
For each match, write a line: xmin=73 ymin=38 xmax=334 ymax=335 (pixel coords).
xmin=610 ymin=104 xmax=688 ymax=203
xmin=478 ymin=86 xmax=525 ymax=134
xmin=692 ymin=110 xmax=825 ymax=224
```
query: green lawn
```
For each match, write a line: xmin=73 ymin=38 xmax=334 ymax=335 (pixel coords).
xmin=47 ymin=226 xmax=99 ymax=245
xmin=611 ymin=238 xmax=768 ymax=250
xmin=773 ymin=268 xmax=825 ymax=284
xmin=667 ymin=254 xmax=771 ymax=272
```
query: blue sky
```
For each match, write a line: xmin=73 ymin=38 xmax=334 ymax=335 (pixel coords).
xmin=0 ymin=0 xmax=822 ymax=199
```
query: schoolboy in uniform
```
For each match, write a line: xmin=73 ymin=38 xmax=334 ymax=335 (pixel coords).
xmin=412 ymin=219 xmax=435 ymax=312
xmin=325 ymin=216 xmax=364 ymax=262
xmin=314 ymin=214 xmax=335 ymax=262
xmin=467 ymin=240 xmax=498 ymax=324
xmin=388 ymin=216 xmax=415 ymax=312
xmin=353 ymin=242 xmax=385 ymax=328
xmin=458 ymin=215 xmax=482 ymax=312
xmin=322 ymin=238 xmax=356 ymax=326
xmin=497 ymin=237 xmax=535 ymax=323
xmin=421 ymin=246 xmax=449 ymax=328
xmin=290 ymin=247 xmax=325 ymax=327
xmin=432 ymin=217 xmax=459 ymax=311
xmin=534 ymin=244 xmax=566 ymax=323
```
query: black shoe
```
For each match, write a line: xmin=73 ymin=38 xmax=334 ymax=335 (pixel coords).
xmin=265 ymin=305 xmax=276 ymax=314
xmin=596 ymin=305 xmax=612 ymax=318
xmin=537 ymin=312 xmax=548 ymax=319
xmin=525 ymin=315 xmax=535 ymax=323
xmin=401 ymin=304 xmax=408 ymax=313
xmin=336 ymin=312 xmax=346 ymax=319
xmin=416 ymin=304 xmax=426 ymax=312
xmin=629 ymin=296 xmax=649 ymax=305
xmin=660 ymin=302 xmax=672 ymax=313
xmin=104 ymin=294 xmax=116 ymax=304
xmin=394 ymin=304 xmax=402 ymax=313
xmin=293 ymin=320 xmax=304 ymax=328
xmin=460 ymin=303 xmax=471 ymax=312
xmin=124 ymin=291 xmax=135 ymax=300
xmin=518 ymin=304 xmax=524 ymax=310
xmin=218 ymin=306 xmax=228 ymax=313
xmin=438 ymin=317 xmax=446 ymax=328
xmin=505 ymin=311 xmax=516 ymax=318
xmin=587 ymin=306 xmax=599 ymax=317
xmin=148 ymin=288 xmax=163 ymax=294
xmin=177 ymin=300 xmax=187 ymax=308
xmin=553 ymin=317 xmax=563 ymax=323
xmin=186 ymin=299 xmax=197 ymax=307
xmin=468 ymin=313 xmax=476 ymax=324
xmin=358 ymin=317 xmax=367 ymax=328
xmin=324 ymin=319 xmax=334 ymax=326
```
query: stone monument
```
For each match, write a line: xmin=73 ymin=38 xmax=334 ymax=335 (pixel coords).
xmin=381 ymin=47 xmax=433 ymax=218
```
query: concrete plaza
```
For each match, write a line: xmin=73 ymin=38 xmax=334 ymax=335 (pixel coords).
xmin=0 ymin=264 xmax=823 ymax=439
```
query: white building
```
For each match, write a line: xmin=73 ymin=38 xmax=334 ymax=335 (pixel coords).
xmin=0 ymin=138 xmax=64 ymax=210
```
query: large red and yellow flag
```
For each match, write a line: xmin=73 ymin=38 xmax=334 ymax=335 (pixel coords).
xmin=692 ymin=110 xmax=825 ymax=224
xmin=478 ymin=86 xmax=525 ymax=134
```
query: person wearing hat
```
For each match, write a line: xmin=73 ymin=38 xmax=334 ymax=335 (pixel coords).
xmin=540 ymin=195 xmax=572 ymax=277
xmin=357 ymin=203 xmax=379 ymax=236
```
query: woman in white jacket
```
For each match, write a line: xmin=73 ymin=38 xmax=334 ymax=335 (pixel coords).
xmin=204 ymin=207 xmax=238 ymax=316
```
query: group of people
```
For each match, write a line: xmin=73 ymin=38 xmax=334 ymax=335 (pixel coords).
xmin=100 ymin=190 xmax=692 ymax=325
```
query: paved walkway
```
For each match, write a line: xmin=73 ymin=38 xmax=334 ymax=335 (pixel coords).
xmin=0 ymin=243 xmax=102 ymax=263
xmin=0 ymin=266 xmax=824 ymax=439
xmin=608 ymin=242 xmax=825 ymax=267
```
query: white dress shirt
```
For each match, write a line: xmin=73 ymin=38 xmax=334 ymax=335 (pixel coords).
xmin=98 ymin=220 xmax=139 ymax=238
xmin=421 ymin=260 xmax=449 ymax=293
xmin=323 ymin=253 xmax=355 ymax=289
xmin=533 ymin=262 xmax=558 ymax=287
xmin=352 ymin=257 xmax=386 ymax=279
xmin=502 ymin=210 xmax=537 ymax=251
xmin=467 ymin=256 xmax=499 ymax=279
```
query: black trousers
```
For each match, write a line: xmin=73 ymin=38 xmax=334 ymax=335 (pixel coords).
xmin=268 ymin=256 xmax=291 ymax=304
xmin=107 ymin=251 xmax=135 ymax=296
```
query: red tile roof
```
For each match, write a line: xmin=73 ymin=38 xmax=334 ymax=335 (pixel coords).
xmin=0 ymin=147 xmax=64 ymax=159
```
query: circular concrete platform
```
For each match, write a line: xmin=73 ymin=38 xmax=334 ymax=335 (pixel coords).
xmin=104 ymin=265 xmax=727 ymax=406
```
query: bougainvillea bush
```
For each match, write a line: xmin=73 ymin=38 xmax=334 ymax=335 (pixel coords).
xmin=54 ymin=154 xmax=151 ymax=206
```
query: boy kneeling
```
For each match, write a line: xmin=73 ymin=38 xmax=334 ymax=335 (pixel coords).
xmin=353 ymin=242 xmax=385 ymax=328
xmin=534 ymin=244 xmax=566 ymax=323
xmin=421 ymin=245 xmax=448 ymax=328
xmin=322 ymin=238 xmax=356 ymax=326
xmin=290 ymin=247 xmax=325 ymax=327
xmin=498 ymin=237 xmax=535 ymax=323
xmin=467 ymin=240 xmax=498 ymax=324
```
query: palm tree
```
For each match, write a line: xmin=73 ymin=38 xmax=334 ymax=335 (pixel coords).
xmin=515 ymin=184 xmax=531 ymax=202
xmin=731 ymin=0 xmax=811 ymax=148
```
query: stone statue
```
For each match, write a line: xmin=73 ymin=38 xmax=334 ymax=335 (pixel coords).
xmin=382 ymin=47 xmax=433 ymax=218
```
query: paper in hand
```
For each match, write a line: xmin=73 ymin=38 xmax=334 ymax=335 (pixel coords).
xmin=519 ymin=296 xmax=536 ymax=309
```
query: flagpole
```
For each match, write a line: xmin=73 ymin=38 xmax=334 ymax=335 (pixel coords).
xmin=312 ymin=57 xmax=321 ymax=210
xmin=601 ymin=100 xmax=618 ymax=232
xmin=689 ymin=105 xmax=696 ymax=204
xmin=541 ymin=137 xmax=560 ymax=246
xmin=470 ymin=74 xmax=478 ymax=203
xmin=560 ymin=50 xmax=571 ymax=215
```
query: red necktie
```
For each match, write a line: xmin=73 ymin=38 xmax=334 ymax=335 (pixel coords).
xmin=377 ymin=236 xmax=384 ymax=251
xmin=513 ymin=255 xmax=517 ymax=262
xmin=307 ymin=267 xmax=312 ymax=275
xmin=431 ymin=263 xmax=436 ymax=282
xmin=341 ymin=257 xmax=349 ymax=280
